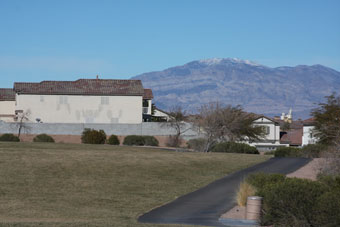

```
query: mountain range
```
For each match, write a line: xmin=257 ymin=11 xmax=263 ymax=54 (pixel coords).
xmin=132 ymin=58 xmax=340 ymax=119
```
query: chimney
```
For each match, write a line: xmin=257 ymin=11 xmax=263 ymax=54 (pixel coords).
xmin=96 ymin=75 xmax=99 ymax=79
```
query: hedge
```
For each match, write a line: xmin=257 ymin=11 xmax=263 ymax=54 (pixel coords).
xmin=0 ymin=133 xmax=20 ymax=142
xmin=81 ymin=128 xmax=107 ymax=144
xmin=33 ymin=134 xmax=55 ymax=143
xmin=107 ymin=134 xmax=120 ymax=145
xmin=211 ymin=141 xmax=259 ymax=154
xmin=246 ymin=173 xmax=340 ymax=226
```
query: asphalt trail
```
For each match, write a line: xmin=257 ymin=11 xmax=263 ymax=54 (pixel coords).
xmin=138 ymin=157 xmax=311 ymax=227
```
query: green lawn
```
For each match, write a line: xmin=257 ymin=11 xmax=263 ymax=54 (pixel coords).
xmin=0 ymin=142 xmax=269 ymax=227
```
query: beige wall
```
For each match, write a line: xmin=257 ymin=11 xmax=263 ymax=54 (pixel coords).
xmin=0 ymin=101 xmax=15 ymax=122
xmin=16 ymin=94 xmax=142 ymax=124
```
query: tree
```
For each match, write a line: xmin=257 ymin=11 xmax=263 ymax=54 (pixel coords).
xmin=164 ymin=106 xmax=190 ymax=147
xmin=14 ymin=109 xmax=31 ymax=139
xmin=196 ymin=103 xmax=264 ymax=152
xmin=312 ymin=93 xmax=340 ymax=145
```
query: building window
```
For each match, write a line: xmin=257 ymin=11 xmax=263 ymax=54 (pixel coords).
xmin=101 ymin=96 xmax=109 ymax=105
xmin=263 ymin=126 xmax=270 ymax=135
xmin=143 ymin=100 xmax=149 ymax=107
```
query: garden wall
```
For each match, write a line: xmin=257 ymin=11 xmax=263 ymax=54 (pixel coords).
xmin=0 ymin=121 xmax=200 ymax=146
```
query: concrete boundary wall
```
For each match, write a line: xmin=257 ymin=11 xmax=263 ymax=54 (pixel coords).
xmin=0 ymin=121 xmax=200 ymax=141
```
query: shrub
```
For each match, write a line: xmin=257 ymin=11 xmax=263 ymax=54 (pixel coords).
xmin=274 ymin=146 xmax=301 ymax=157
xmin=300 ymin=144 xmax=327 ymax=158
xmin=107 ymin=135 xmax=120 ymax=145
xmin=211 ymin=142 xmax=259 ymax=154
xmin=247 ymin=173 xmax=340 ymax=226
xmin=314 ymin=190 xmax=340 ymax=226
xmin=0 ymin=133 xmax=20 ymax=142
xmin=187 ymin=138 xmax=207 ymax=152
xmin=123 ymin=135 xmax=145 ymax=146
xmin=236 ymin=181 xmax=257 ymax=207
xmin=33 ymin=134 xmax=55 ymax=143
xmin=142 ymin=136 xmax=159 ymax=146
xmin=81 ymin=128 xmax=106 ymax=144
xmin=246 ymin=172 xmax=286 ymax=192
xmin=258 ymin=178 xmax=328 ymax=226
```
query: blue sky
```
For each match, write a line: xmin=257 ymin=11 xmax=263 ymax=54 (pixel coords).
xmin=1 ymin=0 xmax=339 ymax=88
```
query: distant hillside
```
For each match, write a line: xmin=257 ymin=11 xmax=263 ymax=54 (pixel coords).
xmin=132 ymin=58 xmax=340 ymax=119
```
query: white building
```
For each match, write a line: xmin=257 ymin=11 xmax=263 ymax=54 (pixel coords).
xmin=14 ymin=79 xmax=153 ymax=124
xmin=0 ymin=88 xmax=16 ymax=122
xmin=153 ymin=107 xmax=171 ymax=122
xmin=249 ymin=116 xmax=287 ymax=151
xmin=302 ymin=118 xmax=318 ymax=146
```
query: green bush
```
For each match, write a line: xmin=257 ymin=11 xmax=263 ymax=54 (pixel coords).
xmin=300 ymin=144 xmax=328 ymax=158
xmin=123 ymin=135 xmax=145 ymax=146
xmin=274 ymin=146 xmax=301 ymax=157
xmin=142 ymin=136 xmax=159 ymax=146
xmin=246 ymin=172 xmax=286 ymax=192
xmin=187 ymin=138 xmax=207 ymax=152
xmin=0 ymin=133 xmax=20 ymax=142
xmin=33 ymin=134 xmax=55 ymax=143
xmin=314 ymin=190 xmax=340 ymax=226
xmin=107 ymin=135 xmax=120 ymax=145
xmin=246 ymin=173 xmax=340 ymax=226
xmin=211 ymin=142 xmax=259 ymax=154
xmin=259 ymin=178 xmax=328 ymax=226
xmin=81 ymin=128 xmax=106 ymax=144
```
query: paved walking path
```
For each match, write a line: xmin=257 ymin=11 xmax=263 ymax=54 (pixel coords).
xmin=138 ymin=157 xmax=311 ymax=227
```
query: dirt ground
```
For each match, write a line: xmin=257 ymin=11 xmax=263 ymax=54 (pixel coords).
xmin=221 ymin=158 xmax=322 ymax=219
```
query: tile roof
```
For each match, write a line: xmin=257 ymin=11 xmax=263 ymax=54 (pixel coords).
xmin=0 ymin=88 xmax=15 ymax=101
xmin=14 ymin=79 xmax=145 ymax=96
xmin=303 ymin=118 xmax=315 ymax=126
xmin=143 ymin=89 xmax=153 ymax=99
xmin=280 ymin=128 xmax=303 ymax=146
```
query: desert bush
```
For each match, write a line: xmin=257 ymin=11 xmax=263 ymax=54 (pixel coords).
xmin=246 ymin=173 xmax=340 ymax=226
xmin=211 ymin=142 xmax=259 ymax=154
xmin=0 ymin=133 xmax=20 ymax=142
xmin=258 ymin=178 xmax=328 ymax=226
xmin=142 ymin=136 xmax=159 ymax=146
xmin=274 ymin=146 xmax=301 ymax=157
xmin=275 ymin=144 xmax=328 ymax=158
xmin=314 ymin=190 xmax=340 ymax=226
xmin=107 ymin=135 xmax=120 ymax=145
xmin=187 ymin=138 xmax=207 ymax=152
xmin=246 ymin=172 xmax=286 ymax=192
xmin=123 ymin=135 xmax=145 ymax=146
xmin=33 ymin=134 xmax=55 ymax=143
xmin=236 ymin=181 xmax=257 ymax=207
xmin=81 ymin=128 xmax=106 ymax=144
xmin=300 ymin=144 xmax=328 ymax=158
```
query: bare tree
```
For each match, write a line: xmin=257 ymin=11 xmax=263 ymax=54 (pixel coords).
xmin=196 ymin=103 xmax=264 ymax=152
xmin=14 ymin=109 xmax=31 ymax=139
xmin=164 ymin=106 xmax=190 ymax=148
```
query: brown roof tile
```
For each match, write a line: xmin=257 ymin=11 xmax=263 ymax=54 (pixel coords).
xmin=143 ymin=89 xmax=153 ymax=99
xmin=280 ymin=128 xmax=303 ymax=146
xmin=0 ymin=88 xmax=15 ymax=101
xmin=14 ymin=79 xmax=144 ymax=96
xmin=303 ymin=117 xmax=315 ymax=126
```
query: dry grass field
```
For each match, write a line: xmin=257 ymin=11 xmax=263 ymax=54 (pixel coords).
xmin=0 ymin=142 xmax=269 ymax=226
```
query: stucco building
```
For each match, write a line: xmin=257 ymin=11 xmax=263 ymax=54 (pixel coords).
xmin=14 ymin=79 xmax=153 ymax=124
xmin=0 ymin=88 xmax=16 ymax=122
xmin=249 ymin=116 xmax=287 ymax=151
